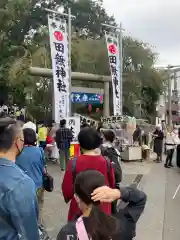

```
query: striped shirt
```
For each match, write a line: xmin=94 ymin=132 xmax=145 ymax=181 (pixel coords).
xmin=55 ymin=127 xmax=73 ymax=149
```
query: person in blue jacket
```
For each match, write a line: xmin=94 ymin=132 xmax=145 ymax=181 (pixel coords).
xmin=0 ymin=116 xmax=39 ymax=240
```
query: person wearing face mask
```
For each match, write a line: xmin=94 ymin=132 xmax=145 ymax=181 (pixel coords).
xmin=0 ymin=117 xmax=39 ymax=239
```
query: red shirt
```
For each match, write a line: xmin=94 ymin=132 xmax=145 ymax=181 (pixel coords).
xmin=46 ymin=136 xmax=53 ymax=144
xmin=62 ymin=154 xmax=115 ymax=221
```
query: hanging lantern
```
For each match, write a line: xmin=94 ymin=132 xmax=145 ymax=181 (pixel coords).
xmin=88 ymin=104 xmax=92 ymax=113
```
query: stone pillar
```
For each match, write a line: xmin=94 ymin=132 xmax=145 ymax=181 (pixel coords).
xmin=103 ymin=81 xmax=110 ymax=116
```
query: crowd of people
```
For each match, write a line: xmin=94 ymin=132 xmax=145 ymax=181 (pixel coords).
xmin=0 ymin=112 xmax=147 ymax=240
xmin=152 ymin=124 xmax=180 ymax=168
xmin=0 ymin=104 xmax=25 ymax=121
xmin=132 ymin=122 xmax=180 ymax=168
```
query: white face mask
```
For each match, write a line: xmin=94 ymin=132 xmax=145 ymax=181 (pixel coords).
xmin=174 ymin=130 xmax=178 ymax=134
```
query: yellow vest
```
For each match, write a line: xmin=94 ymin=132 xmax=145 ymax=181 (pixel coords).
xmin=38 ymin=127 xmax=47 ymax=141
xmin=15 ymin=111 xmax=20 ymax=117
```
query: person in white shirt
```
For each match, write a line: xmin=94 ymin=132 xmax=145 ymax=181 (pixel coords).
xmin=23 ymin=117 xmax=36 ymax=133
xmin=164 ymin=129 xmax=177 ymax=168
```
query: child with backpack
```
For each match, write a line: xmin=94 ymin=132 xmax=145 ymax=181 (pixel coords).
xmin=100 ymin=129 xmax=122 ymax=184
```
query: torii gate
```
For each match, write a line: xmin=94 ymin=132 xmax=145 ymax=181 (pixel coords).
xmin=29 ymin=67 xmax=111 ymax=117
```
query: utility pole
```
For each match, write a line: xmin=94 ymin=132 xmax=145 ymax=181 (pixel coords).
xmin=68 ymin=7 xmax=72 ymax=117
xmin=167 ymin=68 xmax=172 ymax=129
xmin=167 ymin=66 xmax=180 ymax=128
xmin=119 ymin=22 xmax=123 ymax=115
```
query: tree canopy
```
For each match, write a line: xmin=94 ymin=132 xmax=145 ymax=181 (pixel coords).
xmin=0 ymin=0 xmax=164 ymax=122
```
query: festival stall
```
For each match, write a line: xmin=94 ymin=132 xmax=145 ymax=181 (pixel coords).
xmin=121 ymin=116 xmax=142 ymax=161
xmin=101 ymin=115 xmax=142 ymax=161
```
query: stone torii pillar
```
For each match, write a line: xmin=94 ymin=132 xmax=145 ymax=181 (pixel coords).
xmin=29 ymin=67 xmax=110 ymax=117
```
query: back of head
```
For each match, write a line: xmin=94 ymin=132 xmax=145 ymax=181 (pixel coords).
xmin=103 ymin=130 xmax=116 ymax=143
xmin=26 ymin=115 xmax=33 ymax=123
xmin=75 ymin=170 xmax=105 ymax=204
xmin=75 ymin=170 xmax=119 ymax=239
xmin=78 ymin=127 xmax=101 ymax=150
xmin=0 ymin=117 xmax=20 ymax=152
xmin=23 ymin=128 xmax=37 ymax=146
xmin=81 ymin=122 xmax=89 ymax=128
xmin=60 ymin=119 xmax=66 ymax=127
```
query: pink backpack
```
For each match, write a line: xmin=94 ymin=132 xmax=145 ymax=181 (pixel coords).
xmin=76 ymin=216 xmax=90 ymax=240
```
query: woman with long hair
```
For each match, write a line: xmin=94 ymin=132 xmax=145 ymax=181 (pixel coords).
xmin=59 ymin=169 xmax=147 ymax=240
xmin=58 ymin=170 xmax=119 ymax=240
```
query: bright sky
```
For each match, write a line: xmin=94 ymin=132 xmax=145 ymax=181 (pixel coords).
xmin=103 ymin=0 xmax=180 ymax=67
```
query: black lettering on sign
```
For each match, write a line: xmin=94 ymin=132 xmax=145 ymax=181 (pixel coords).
xmin=54 ymin=42 xmax=64 ymax=53
xmin=51 ymin=22 xmax=57 ymax=29
xmin=56 ymin=66 xmax=66 ymax=78
xmin=109 ymin=56 xmax=117 ymax=64
xmin=110 ymin=65 xmax=117 ymax=76
xmin=69 ymin=119 xmax=75 ymax=126
xmin=57 ymin=79 xmax=67 ymax=92
xmin=55 ymin=53 xmax=65 ymax=67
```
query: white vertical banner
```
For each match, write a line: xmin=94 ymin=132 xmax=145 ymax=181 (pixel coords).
xmin=105 ymin=32 xmax=121 ymax=115
xmin=65 ymin=116 xmax=80 ymax=141
xmin=48 ymin=14 xmax=69 ymax=123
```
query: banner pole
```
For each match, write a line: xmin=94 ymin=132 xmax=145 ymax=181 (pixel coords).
xmin=45 ymin=8 xmax=75 ymax=121
xmin=68 ymin=8 xmax=72 ymax=117
xmin=119 ymin=22 xmax=123 ymax=115
xmin=102 ymin=23 xmax=125 ymax=116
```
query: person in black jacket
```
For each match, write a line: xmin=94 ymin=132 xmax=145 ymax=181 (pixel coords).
xmin=57 ymin=170 xmax=147 ymax=240
xmin=55 ymin=119 xmax=73 ymax=171
xmin=152 ymin=125 xmax=164 ymax=163
xmin=92 ymin=184 xmax=147 ymax=240
xmin=100 ymin=129 xmax=122 ymax=183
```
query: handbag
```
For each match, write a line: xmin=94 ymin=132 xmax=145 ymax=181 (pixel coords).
xmin=39 ymin=147 xmax=54 ymax=192
xmin=43 ymin=172 xmax=54 ymax=192
xmin=76 ymin=216 xmax=90 ymax=240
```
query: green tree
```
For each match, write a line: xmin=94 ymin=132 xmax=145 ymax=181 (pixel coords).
xmin=122 ymin=37 xmax=163 ymax=120
xmin=0 ymin=0 xmax=115 ymax=105
xmin=0 ymin=0 xmax=164 ymax=122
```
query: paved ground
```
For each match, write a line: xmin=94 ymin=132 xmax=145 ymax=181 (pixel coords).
xmin=163 ymin=157 xmax=180 ymax=240
xmin=43 ymin=160 xmax=153 ymax=239
xmin=43 ymin=157 xmax=180 ymax=240
xmin=136 ymin=155 xmax=180 ymax=240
